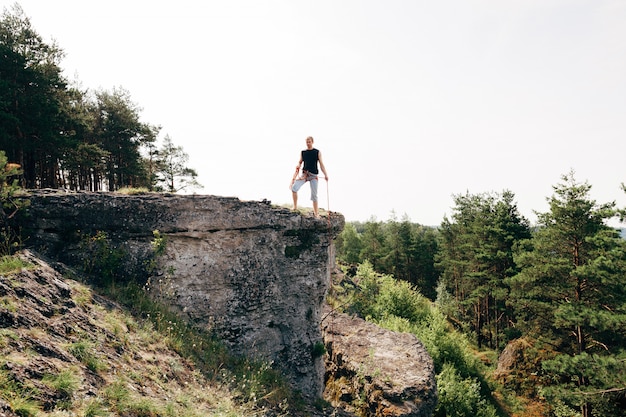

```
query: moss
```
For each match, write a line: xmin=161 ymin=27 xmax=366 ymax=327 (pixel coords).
xmin=284 ymin=229 xmax=319 ymax=259
xmin=311 ymin=341 xmax=326 ymax=358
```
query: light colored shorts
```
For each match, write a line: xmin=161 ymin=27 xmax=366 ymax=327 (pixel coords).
xmin=291 ymin=172 xmax=318 ymax=201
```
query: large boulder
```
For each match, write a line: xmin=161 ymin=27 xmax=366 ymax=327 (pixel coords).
xmin=322 ymin=306 xmax=437 ymax=417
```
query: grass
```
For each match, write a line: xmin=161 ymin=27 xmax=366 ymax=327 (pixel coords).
xmin=1 ymin=251 xmax=300 ymax=416
xmin=115 ymin=186 xmax=151 ymax=195
xmin=42 ymin=368 xmax=81 ymax=397
xmin=102 ymin=281 xmax=300 ymax=413
xmin=0 ymin=368 xmax=41 ymax=417
xmin=67 ymin=339 xmax=107 ymax=373
xmin=0 ymin=254 xmax=32 ymax=274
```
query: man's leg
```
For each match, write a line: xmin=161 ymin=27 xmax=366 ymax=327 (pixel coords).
xmin=292 ymin=179 xmax=305 ymax=210
xmin=311 ymin=178 xmax=319 ymax=217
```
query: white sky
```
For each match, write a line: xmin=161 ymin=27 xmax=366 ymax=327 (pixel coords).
xmin=7 ymin=0 xmax=626 ymax=225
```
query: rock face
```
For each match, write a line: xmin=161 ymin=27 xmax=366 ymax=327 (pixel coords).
xmin=322 ymin=306 xmax=437 ymax=417
xmin=15 ymin=190 xmax=344 ymax=398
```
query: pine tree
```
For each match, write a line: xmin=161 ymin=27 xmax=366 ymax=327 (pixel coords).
xmin=509 ymin=172 xmax=626 ymax=417
xmin=153 ymin=135 xmax=201 ymax=193
xmin=336 ymin=223 xmax=363 ymax=265
xmin=0 ymin=4 xmax=68 ymax=188
xmin=359 ymin=218 xmax=386 ymax=271
xmin=437 ymin=191 xmax=530 ymax=349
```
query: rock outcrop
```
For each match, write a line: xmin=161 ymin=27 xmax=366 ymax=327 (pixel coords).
xmin=322 ymin=306 xmax=437 ymax=417
xmin=15 ymin=190 xmax=344 ymax=398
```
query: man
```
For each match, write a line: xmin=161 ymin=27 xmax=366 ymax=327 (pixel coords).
xmin=291 ymin=136 xmax=329 ymax=217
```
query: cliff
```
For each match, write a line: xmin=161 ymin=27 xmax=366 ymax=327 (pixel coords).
xmin=12 ymin=190 xmax=437 ymax=417
xmin=15 ymin=190 xmax=344 ymax=398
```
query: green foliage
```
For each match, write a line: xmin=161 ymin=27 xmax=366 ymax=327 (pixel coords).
xmin=436 ymin=190 xmax=531 ymax=350
xmin=152 ymin=135 xmax=202 ymax=192
xmin=67 ymin=339 xmax=107 ymax=373
xmin=350 ymin=261 xmax=430 ymax=323
xmin=335 ymin=222 xmax=363 ymax=264
xmin=338 ymin=172 xmax=626 ymax=415
xmin=42 ymin=368 xmax=80 ymax=410
xmin=508 ymin=172 xmax=626 ymax=415
xmin=103 ymin=280 xmax=299 ymax=413
xmin=0 ymin=150 xmax=26 ymax=256
xmin=311 ymin=340 xmax=327 ymax=358
xmin=284 ymin=229 xmax=319 ymax=259
xmin=103 ymin=379 xmax=131 ymax=409
xmin=0 ymin=254 xmax=31 ymax=274
xmin=336 ymin=216 xmax=439 ymax=300
xmin=332 ymin=262 xmax=500 ymax=416
xmin=0 ymin=368 xmax=42 ymax=416
xmin=42 ymin=369 xmax=80 ymax=397
xmin=435 ymin=363 xmax=498 ymax=417
xmin=83 ymin=398 xmax=111 ymax=417
xmin=1 ymin=6 xmax=199 ymax=192
xmin=80 ymin=231 xmax=127 ymax=286
xmin=143 ymin=229 xmax=167 ymax=275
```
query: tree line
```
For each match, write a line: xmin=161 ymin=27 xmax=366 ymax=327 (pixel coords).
xmin=0 ymin=5 xmax=200 ymax=193
xmin=335 ymin=173 xmax=626 ymax=417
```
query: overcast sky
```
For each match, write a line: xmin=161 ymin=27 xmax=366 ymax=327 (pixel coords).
xmin=8 ymin=0 xmax=626 ymax=225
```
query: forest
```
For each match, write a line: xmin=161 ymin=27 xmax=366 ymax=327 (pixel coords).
xmin=334 ymin=179 xmax=626 ymax=417
xmin=3 ymin=4 xmax=626 ymax=417
xmin=0 ymin=5 xmax=199 ymax=193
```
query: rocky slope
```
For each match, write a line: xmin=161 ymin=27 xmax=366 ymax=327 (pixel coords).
xmin=1 ymin=250 xmax=269 ymax=416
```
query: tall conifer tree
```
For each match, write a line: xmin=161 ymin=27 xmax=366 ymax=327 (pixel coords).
xmin=509 ymin=172 xmax=626 ymax=416
xmin=438 ymin=191 xmax=530 ymax=348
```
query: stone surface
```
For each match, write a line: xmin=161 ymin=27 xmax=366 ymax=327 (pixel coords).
xmin=322 ymin=306 xmax=437 ymax=417
xmin=15 ymin=190 xmax=344 ymax=398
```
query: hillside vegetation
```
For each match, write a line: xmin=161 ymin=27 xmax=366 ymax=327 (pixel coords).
xmin=0 ymin=251 xmax=307 ymax=417
xmin=335 ymin=174 xmax=626 ymax=417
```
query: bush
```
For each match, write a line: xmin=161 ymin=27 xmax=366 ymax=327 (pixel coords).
xmin=436 ymin=363 xmax=498 ymax=417
xmin=350 ymin=261 xmax=429 ymax=323
xmin=80 ymin=231 xmax=127 ymax=286
xmin=334 ymin=261 xmax=501 ymax=417
xmin=375 ymin=275 xmax=429 ymax=322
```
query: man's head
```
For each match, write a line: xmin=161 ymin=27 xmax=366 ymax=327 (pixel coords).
xmin=306 ymin=136 xmax=314 ymax=149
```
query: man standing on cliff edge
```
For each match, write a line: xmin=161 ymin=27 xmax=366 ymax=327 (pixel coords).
xmin=291 ymin=136 xmax=329 ymax=217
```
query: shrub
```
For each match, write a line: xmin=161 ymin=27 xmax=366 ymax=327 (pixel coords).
xmin=334 ymin=261 xmax=501 ymax=417
xmin=80 ymin=231 xmax=127 ymax=286
xmin=435 ymin=363 xmax=498 ymax=417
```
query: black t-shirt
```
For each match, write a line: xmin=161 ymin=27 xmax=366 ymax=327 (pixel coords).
xmin=302 ymin=149 xmax=319 ymax=174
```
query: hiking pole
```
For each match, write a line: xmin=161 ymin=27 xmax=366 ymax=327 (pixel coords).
xmin=325 ymin=177 xmax=330 ymax=217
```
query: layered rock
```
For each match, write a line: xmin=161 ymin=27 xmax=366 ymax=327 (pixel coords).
xmin=15 ymin=190 xmax=344 ymax=398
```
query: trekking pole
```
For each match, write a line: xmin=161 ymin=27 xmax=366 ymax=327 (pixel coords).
xmin=325 ymin=177 xmax=330 ymax=218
